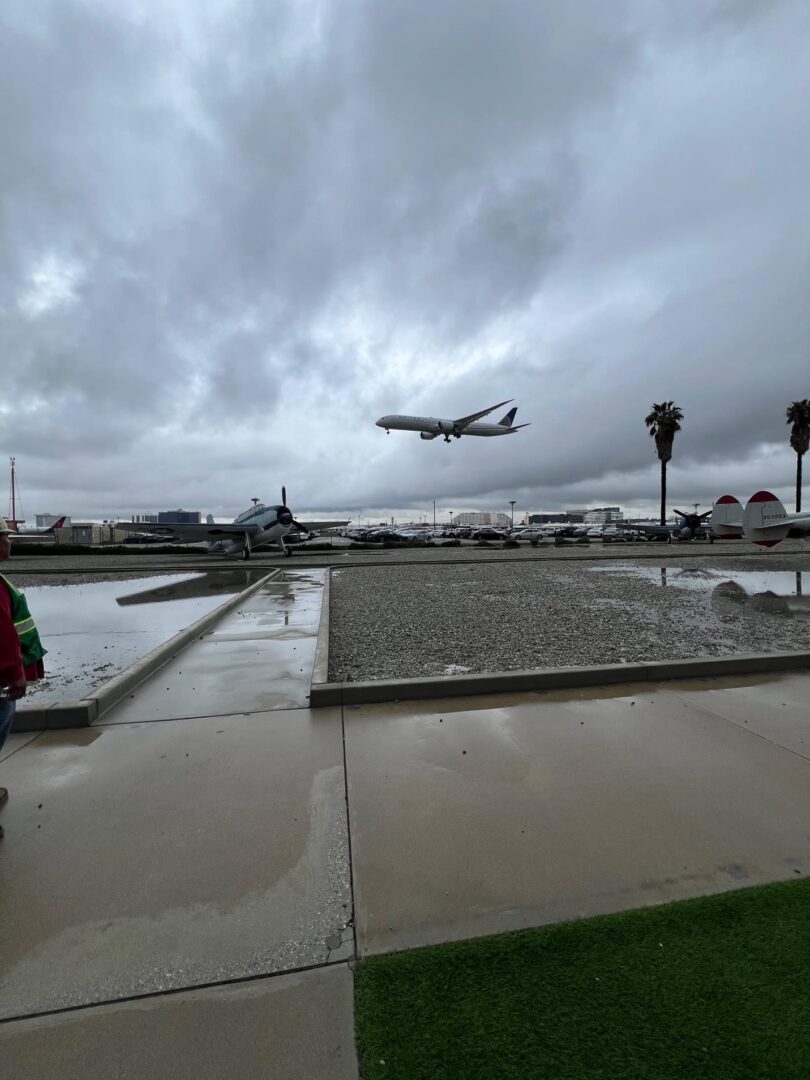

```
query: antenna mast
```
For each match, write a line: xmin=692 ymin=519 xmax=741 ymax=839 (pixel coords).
xmin=8 ymin=457 xmax=24 ymax=530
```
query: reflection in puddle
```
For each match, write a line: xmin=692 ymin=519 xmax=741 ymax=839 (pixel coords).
xmin=115 ymin=569 xmax=267 ymax=606
xmin=594 ymin=564 xmax=806 ymax=596
xmin=592 ymin=564 xmax=809 ymax=619
xmin=19 ymin=573 xmax=255 ymax=706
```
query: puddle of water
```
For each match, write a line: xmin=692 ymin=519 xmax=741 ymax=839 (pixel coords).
xmin=18 ymin=572 xmax=258 ymax=706
xmin=591 ymin=564 xmax=807 ymax=596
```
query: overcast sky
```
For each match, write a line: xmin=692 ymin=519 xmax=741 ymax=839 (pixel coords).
xmin=2 ymin=0 xmax=808 ymax=523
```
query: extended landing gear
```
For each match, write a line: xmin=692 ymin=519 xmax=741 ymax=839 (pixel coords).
xmin=385 ymin=429 xmax=390 ymax=434
xmin=242 ymin=547 xmax=251 ymax=560
xmin=444 ymin=435 xmax=451 ymax=443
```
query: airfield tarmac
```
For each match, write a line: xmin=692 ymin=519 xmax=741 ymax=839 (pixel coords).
xmin=2 ymin=551 xmax=810 ymax=1076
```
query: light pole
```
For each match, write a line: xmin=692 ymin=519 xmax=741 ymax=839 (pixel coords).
xmin=509 ymin=500 xmax=516 ymax=528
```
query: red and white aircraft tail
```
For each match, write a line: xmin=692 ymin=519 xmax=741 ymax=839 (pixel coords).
xmin=710 ymin=495 xmax=743 ymax=539
xmin=742 ymin=490 xmax=795 ymax=548
xmin=712 ymin=491 xmax=810 ymax=547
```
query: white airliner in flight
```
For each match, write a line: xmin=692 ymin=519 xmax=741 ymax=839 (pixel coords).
xmin=376 ymin=399 xmax=530 ymax=442
xmin=119 ymin=489 xmax=347 ymax=559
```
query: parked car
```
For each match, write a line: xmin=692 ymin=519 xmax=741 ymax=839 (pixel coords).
xmin=472 ymin=528 xmax=506 ymax=540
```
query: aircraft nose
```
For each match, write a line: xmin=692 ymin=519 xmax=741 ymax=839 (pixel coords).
xmin=375 ymin=418 xmax=385 ymax=427
xmin=278 ymin=509 xmax=293 ymax=526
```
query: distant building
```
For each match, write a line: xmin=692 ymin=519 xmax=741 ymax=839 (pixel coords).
xmin=527 ymin=510 xmax=587 ymax=524
xmin=158 ymin=509 xmax=201 ymax=525
xmin=55 ymin=524 xmax=127 ymax=545
xmin=131 ymin=514 xmax=158 ymax=524
xmin=453 ymin=512 xmax=511 ymax=527
xmin=525 ymin=507 xmax=623 ymax=525
xmin=454 ymin=512 xmax=491 ymax=526
xmin=584 ymin=507 xmax=624 ymax=524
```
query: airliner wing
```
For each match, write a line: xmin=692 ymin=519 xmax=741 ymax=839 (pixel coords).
xmin=117 ymin=521 xmax=262 ymax=541
xmin=453 ymin=399 xmax=513 ymax=428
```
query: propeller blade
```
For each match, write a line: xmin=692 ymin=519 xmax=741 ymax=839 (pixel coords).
xmin=282 ymin=485 xmax=287 ymax=507
xmin=673 ymin=509 xmax=687 ymax=517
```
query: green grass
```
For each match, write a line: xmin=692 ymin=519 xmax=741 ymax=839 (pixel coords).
xmin=355 ymin=880 xmax=810 ymax=1079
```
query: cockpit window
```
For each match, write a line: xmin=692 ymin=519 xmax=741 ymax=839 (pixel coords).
xmin=235 ymin=502 xmax=269 ymax=524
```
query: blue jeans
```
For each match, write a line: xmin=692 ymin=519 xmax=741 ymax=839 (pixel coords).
xmin=0 ymin=698 xmax=15 ymax=756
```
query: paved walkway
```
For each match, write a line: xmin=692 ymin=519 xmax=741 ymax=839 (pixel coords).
xmin=2 ymin=568 xmax=809 ymax=1077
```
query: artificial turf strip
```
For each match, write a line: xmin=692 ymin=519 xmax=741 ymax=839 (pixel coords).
xmin=355 ymin=878 xmax=810 ymax=1079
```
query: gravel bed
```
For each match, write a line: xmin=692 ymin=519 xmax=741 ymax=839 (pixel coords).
xmin=328 ymin=554 xmax=810 ymax=682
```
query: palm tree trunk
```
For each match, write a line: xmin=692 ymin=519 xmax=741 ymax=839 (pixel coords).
xmin=660 ymin=458 xmax=666 ymax=526
xmin=797 ymin=452 xmax=803 ymax=513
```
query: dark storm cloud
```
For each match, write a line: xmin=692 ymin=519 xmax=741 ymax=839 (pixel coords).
xmin=1 ymin=0 xmax=808 ymax=520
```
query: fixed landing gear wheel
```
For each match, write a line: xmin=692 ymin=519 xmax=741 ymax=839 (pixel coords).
xmin=242 ymin=547 xmax=251 ymax=560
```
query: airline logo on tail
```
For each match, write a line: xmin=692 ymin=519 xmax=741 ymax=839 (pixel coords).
xmin=499 ymin=407 xmax=518 ymax=427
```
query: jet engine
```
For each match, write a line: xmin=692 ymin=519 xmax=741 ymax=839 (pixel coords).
xmin=420 ymin=432 xmax=438 ymax=440
xmin=437 ymin=420 xmax=455 ymax=435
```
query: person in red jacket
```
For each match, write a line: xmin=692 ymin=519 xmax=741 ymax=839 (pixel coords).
xmin=1 ymin=516 xmax=46 ymax=838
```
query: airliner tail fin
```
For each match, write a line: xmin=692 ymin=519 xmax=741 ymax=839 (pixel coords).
xmin=499 ymin=406 xmax=518 ymax=426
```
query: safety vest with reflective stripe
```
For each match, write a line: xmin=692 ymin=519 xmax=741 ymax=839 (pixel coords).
xmin=1 ymin=574 xmax=47 ymax=666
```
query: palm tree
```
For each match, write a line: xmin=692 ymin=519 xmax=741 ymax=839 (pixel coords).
xmin=645 ymin=401 xmax=683 ymax=526
xmin=786 ymin=399 xmax=810 ymax=512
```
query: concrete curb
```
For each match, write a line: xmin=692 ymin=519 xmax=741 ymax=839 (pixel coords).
xmin=310 ymin=567 xmax=331 ymax=689
xmin=15 ymin=570 xmax=281 ymax=732
xmin=309 ymin=649 xmax=810 ymax=708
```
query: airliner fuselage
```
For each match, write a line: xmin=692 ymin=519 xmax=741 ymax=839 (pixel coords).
xmin=376 ymin=415 xmax=520 ymax=439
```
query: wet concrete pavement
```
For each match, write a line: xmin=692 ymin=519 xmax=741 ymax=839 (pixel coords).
xmin=2 ymin=566 xmax=810 ymax=1076
xmin=102 ymin=570 xmax=324 ymax=722
xmin=0 ymin=709 xmax=351 ymax=1020
xmin=20 ymin=573 xmax=254 ymax=707
xmin=1 ymin=965 xmax=357 ymax=1080
xmin=345 ymin=679 xmax=810 ymax=955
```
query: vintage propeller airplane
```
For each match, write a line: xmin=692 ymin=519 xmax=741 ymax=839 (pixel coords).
xmin=615 ymin=507 xmax=714 ymax=542
xmin=119 ymin=488 xmax=347 ymax=559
